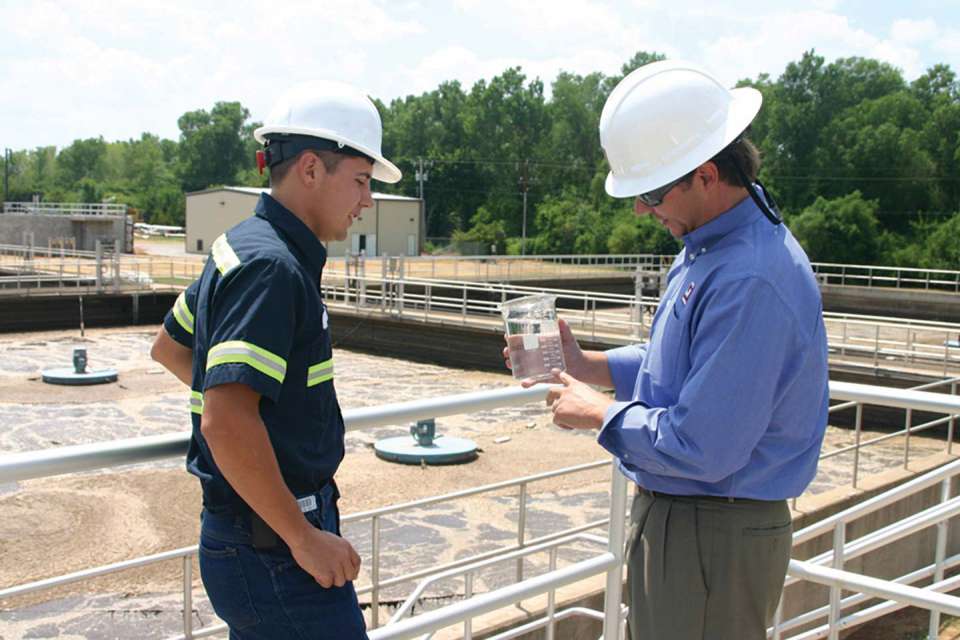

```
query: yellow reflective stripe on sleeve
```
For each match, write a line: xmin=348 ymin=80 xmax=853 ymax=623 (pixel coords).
xmin=172 ymin=291 xmax=194 ymax=335
xmin=307 ymin=358 xmax=334 ymax=387
xmin=211 ymin=234 xmax=241 ymax=276
xmin=190 ymin=391 xmax=204 ymax=415
xmin=207 ymin=340 xmax=287 ymax=383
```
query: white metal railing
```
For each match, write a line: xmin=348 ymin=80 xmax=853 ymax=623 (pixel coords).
xmin=0 ymin=385 xmax=629 ymax=640
xmin=773 ymin=457 xmax=960 ymax=639
xmin=2 ymin=202 xmax=128 ymax=216
xmin=0 ymin=243 xmax=201 ymax=293
xmin=329 ymin=253 xmax=673 ymax=282
xmin=318 ymin=270 xmax=960 ymax=373
xmin=3 ymin=244 xmax=960 ymax=296
xmin=2 ymin=383 xmax=959 ymax=639
xmin=812 ymin=261 xmax=960 ymax=293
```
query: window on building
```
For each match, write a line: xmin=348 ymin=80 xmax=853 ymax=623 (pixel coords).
xmin=196 ymin=239 xmax=204 ymax=252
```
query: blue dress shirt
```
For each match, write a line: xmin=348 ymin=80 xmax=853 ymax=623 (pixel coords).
xmin=597 ymin=193 xmax=829 ymax=500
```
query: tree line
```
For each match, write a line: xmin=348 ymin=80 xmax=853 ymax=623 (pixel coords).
xmin=3 ymin=50 xmax=958 ymax=268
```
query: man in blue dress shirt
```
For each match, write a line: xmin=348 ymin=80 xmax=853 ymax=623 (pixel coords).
xmin=528 ymin=61 xmax=829 ymax=639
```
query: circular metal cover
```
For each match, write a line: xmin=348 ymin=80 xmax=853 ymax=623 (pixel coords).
xmin=374 ymin=436 xmax=478 ymax=465
xmin=41 ymin=368 xmax=119 ymax=386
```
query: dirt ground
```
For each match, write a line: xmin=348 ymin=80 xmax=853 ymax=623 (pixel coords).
xmin=0 ymin=325 xmax=956 ymax=639
xmin=0 ymin=326 xmax=610 ymax=612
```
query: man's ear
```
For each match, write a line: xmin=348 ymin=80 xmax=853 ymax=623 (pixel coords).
xmin=697 ymin=161 xmax=720 ymax=189
xmin=297 ymin=152 xmax=326 ymax=187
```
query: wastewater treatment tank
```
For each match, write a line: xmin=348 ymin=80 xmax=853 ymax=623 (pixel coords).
xmin=375 ymin=419 xmax=478 ymax=465
xmin=41 ymin=348 xmax=118 ymax=385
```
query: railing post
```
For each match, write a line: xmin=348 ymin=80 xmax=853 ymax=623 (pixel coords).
xmin=945 ymin=333 xmax=951 ymax=378
xmin=183 ymin=555 xmax=193 ymax=639
xmin=772 ymin=594 xmax=784 ymax=640
xmin=517 ymin=483 xmax=527 ymax=583
xmin=602 ymin=462 xmax=628 ymax=640
xmin=827 ymin=521 xmax=846 ymax=640
xmin=95 ymin=240 xmax=104 ymax=293
xmin=546 ymin=546 xmax=558 ymax=640
xmin=929 ymin=478 xmax=951 ymax=637
xmin=591 ymin=299 xmax=597 ymax=340
xmin=873 ymin=325 xmax=880 ymax=368
xmin=372 ymin=515 xmax=381 ymax=628
xmin=904 ymin=408 xmax=912 ymax=469
xmin=464 ymin=571 xmax=474 ymax=640
xmin=950 ymin=382 xmax=958 ymax=456
xmin=852 ymin=404 xmax=863 ymax=489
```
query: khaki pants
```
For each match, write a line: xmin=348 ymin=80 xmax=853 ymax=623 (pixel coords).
xmin=626 ymin=491 xmax=792 ymax=640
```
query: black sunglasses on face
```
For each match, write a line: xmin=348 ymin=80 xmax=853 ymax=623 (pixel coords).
xmin=637 ymin=174 xmax=687 ymax=207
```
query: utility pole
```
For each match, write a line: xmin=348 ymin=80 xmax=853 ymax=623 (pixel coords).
xmin=415 ymin=157 xmax=430 ymax=249
xmin=519 ymin=159 xmax=530 ymax=256
xmin=2 ymin=148 xmax=11 ymax=207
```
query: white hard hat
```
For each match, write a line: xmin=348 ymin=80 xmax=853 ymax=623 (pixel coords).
xmin=599 ymin=60 xmax=761 ymax=198
xmin=254 ymin=81 xmax=401 ymax=184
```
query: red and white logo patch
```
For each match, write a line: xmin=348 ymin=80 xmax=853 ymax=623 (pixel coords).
xmin=682 ymin=281 xmax=695 ymax=305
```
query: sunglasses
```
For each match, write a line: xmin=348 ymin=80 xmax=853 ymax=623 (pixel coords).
xmin=637 ymin=174 xmax=689 ymax=207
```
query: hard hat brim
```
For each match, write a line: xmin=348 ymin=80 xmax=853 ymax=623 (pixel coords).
xmin=254 ymin=125 xmax=402 ymax=184
xmin=604 ymin=87 xmax=762 ymax=199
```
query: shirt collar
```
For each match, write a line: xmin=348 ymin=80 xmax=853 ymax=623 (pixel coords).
xmin=254 ymin=192 xmax=328 ymax=279
xmin=681 ymin=191 xmax=764 ymax=255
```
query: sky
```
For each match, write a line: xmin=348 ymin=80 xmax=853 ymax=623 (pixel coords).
xmin=2 ymin=0 xmax=959 ymax=152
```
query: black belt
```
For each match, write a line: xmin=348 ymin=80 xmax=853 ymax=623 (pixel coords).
xmin=639 ymin=487 xmax=774 ymax=504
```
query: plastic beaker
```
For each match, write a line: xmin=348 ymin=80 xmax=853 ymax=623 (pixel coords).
xmin=500 ymin=294 xmax=565 ymax=381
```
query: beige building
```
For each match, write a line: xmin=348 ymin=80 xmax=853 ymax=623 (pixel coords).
xmin=185 ymin=186 xmax=422 ymax=257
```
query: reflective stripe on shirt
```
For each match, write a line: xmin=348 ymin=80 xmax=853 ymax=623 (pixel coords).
xmin=206 ymin=340 xmax=287 ymax=383
xmin=211 ymin=234 xmax=242 ymax=275
xmin=190 ymin=391 xmax=203 ymax=415
xmin=307 ymin=358 xmax=334 ymax=386
xmin=172 ymin=291 xmax=195 ymax=335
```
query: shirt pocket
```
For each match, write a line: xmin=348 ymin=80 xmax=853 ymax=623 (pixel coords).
xmin=643 ymin=294 xmax=691 ymax=389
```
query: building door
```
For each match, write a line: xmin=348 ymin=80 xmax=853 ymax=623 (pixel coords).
xmin=351 ymin=233 xmax=377 ymax=256
xmin=407 ymin=234 xmax=416 ymax=256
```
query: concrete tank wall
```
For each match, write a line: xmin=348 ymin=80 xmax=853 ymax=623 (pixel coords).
xmin=0 ymin=213 xmax=130 ymax=252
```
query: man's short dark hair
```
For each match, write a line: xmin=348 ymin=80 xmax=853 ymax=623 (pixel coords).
xmin=270 ymin=150 xmax=348 ymax=186
xmin=676 ymin=135 xmax=761 ymax=190
xmin=710 ymin=136 xmax=761 ymax=186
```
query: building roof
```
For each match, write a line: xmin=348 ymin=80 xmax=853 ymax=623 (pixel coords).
xmin=186 ymin=186 xmax=420 ymax=202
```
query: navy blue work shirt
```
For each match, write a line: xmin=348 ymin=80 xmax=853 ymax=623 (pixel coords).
xmin=163 ymin=193 xmax=342 ymax=514
xmin=598 ymin=191 xmax=830 ymax=500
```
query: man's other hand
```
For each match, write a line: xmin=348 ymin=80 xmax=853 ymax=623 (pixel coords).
xmin=288 ymin=528 xmax=362 ymax=589
xmin=546 ymin=370 xmax=614 ymax=430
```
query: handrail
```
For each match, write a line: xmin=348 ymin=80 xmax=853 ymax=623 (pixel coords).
xmin=2 ymin=380 xmax=960 ymax=638
xmin=788 ymin=560 xmax=960 ymax=617
xmin=0 ymin=385 xmax=554 ymax=484
xmin=367 ymin=553 xmax=618 ymax=640
xmin=2 ymin=382 xmax=956 ymax=486
xmin=2 ymin=202 xmax=128 ymax=216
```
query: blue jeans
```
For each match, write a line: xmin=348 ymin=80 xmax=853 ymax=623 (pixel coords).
xmin=198 ymin=487 xmax=368 ymax=640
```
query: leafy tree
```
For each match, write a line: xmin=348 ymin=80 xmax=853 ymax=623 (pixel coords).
xmin=608 ymin=209 xmax=681 ymax=254
xmin=790 ymin=191 xmax=880 ymax=263
xmin=452 ymin=207 xmax=506 ymax=254
xmin=529 ymin=191 xmax=609 ymax=254
xmin=177 ymin=101 xmax=254 ymax=192
xmin=56 ymin=137 xmax=108 ymax=188
xmin=916 ymin=213 xmax=960 ymax=269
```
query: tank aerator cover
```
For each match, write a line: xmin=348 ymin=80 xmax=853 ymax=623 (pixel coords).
xmin=375 ymin=419 xmax=478 ymax=465
xmin=41 ymin=347 xmax=118 ymax=385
